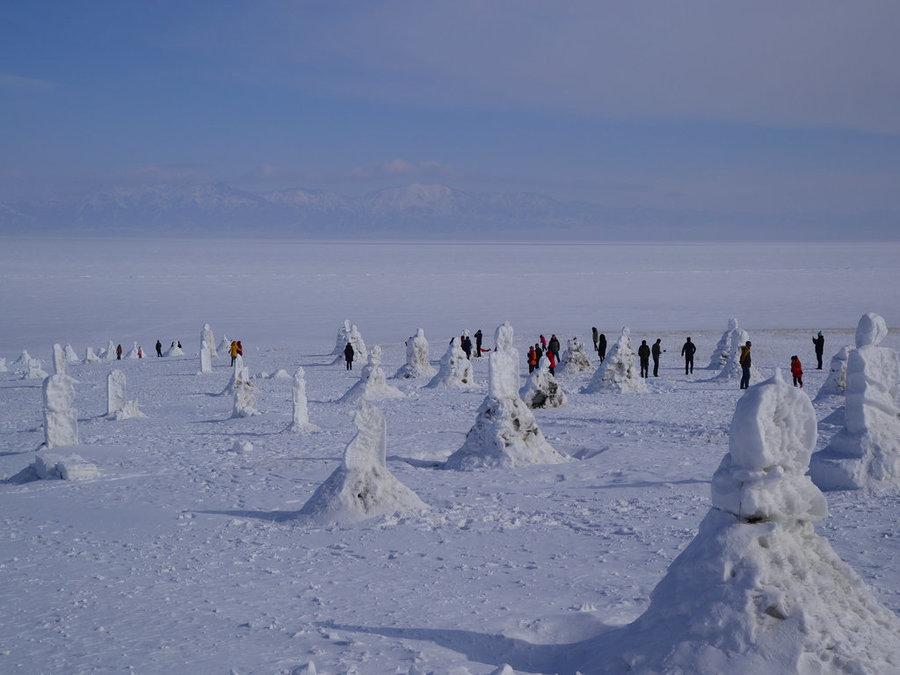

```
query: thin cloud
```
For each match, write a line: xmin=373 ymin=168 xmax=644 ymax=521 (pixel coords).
xmin=0 ymin=72 xmax=57 ymax=91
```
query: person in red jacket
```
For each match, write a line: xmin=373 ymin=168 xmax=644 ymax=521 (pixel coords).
xmin=790 ymin=355 xmax=803 ymax=388
xmin=527 ymin=346 xmax=537 ymax=373
xmin=546 ymin=348 xmax=557 ymax=375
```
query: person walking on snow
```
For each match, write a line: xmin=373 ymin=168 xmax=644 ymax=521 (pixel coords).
xmin=461 ymin=333 xmax=473 ymax=360
xmin=474 ymin=329 xmax=483 ymax=357
xmin=790 ymin=355 xmax=804 ymax=388
xmin=540 ymin=335 xmax=547 ymax=350
xmin=638 ymin=340 xmax=651 ymax=378
xmin=155 ymin=340 xmax=162 ymax=357
xmin=534 ymin=343 xmax=544 ymax=367
xmin=739 ymin=341 xmax=753 ymax=389
xmin=343 ymin=342 xmax=355 ymax=370
xmin=651 ymin=338 xmax=665 ymax=377
xmin=812 ymin=331 xmax=825 ymax=369
xmin=681 ymin=337 xmax=696 ymax=375
xmin=597 ymin=333 xmax=607 ymax=362
xmin=229 ymin=340 xmax=238 ymax=366
xmin=137 ymin=345 xmax=144 ymax=359
xmin=527 ymin=346 xmax=537 ymax=373
xmin=116 ymin=344 xmax=123 ymax=360
xmin=546 ymin=348 xmax=557 ymax=375
xmin=548 ymin=334 xmax=561 ymax=363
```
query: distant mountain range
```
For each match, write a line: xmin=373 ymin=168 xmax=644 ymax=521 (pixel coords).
xmin=0 ymin=182 xmax=896 ymax=240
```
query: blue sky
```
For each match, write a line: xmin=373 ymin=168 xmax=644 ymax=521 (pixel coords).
xmin=2 ymin=1 xmax=900 ymax=229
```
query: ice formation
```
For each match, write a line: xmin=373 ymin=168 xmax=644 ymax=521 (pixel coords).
xmin=712 ymin=327 xmax=762 ymax=383
xmin=217 ymin=335 xmax=231 ymax=356
xmin=520 ymin=360 xmax=567 ymax=409
xmin=425 ymin=337 xmax=477 ymax=390
xmin=332 ymin=319 xmax=352 ymax=355
xmin=290 ymin=367 xmax=319 ymax=433
xmin=13 ymin=349 xmax=31 ymax=367
xmin=165 ymin=341 xmax=184 ymax=357
xmin=199 ymin=344 xmax=213 ymax=374
xmin=299 ymin=402 xmax=426 ymax=524
xmin=813 ymin=345 xmax=851 ymax=401
xmin=811 ymin=313 xmax=900 ymax=491
xmin=339 ymin=345 xmax=404 ymax=403
xmin=231 ymin=365 xmax=259 ymax=418
xmin=583 ymin=327 xmax=647 ymax=393
xmin=578 ymin=371 xmax=900 ymax=674
xmin=559 ymin=336 xmax=593 ymax=373
xmin=33 ymin=452 xmax=99 ymax=481
xmin=84 ymin=347 xmax=100 ymax=363
xmin=707 ymin=317 xmax=740 ymax=369
xmin=332 ymin=322 xmax=368 ymax=364
xmin=445 ymin=322 xmax=566 ymax=470
xmin=107 ymin=370 xmax=127 ymax=417
xmin=52 ymin=343 xmax=67 ymax=376
xmin=43 ymin=373 xmax=78 ymax=448
xmin=394 ymin=328 xmax=437 ymax=379
xmin=201 ymin=323 xmax=218 ymax=357
xmin=115 ymin=400 xmax=146 ymax=420
xmin=103 ymin=340 xmax=117 ymax=361
xmin=125 ymin=342 xmax=140 ymax=359
xmin=64 ymin=343 xmax=80 ymax=363
xmin=18 ymin=352 xmax=48 ymax=380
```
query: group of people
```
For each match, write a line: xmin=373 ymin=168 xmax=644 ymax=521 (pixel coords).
xmin=527 ymin=334 xmax=561 ymax=374
xmin=459 ymin=330 xmax=486 ymax=360
xmin=153 ymin=339 xmax=183 ymax=358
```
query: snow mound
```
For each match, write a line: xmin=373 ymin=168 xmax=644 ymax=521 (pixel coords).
xmin=33 ymin=452 xmax=99 ymax=481
xmin=102 ymin=340 xmax=117 ymax=361
xmin=707 ymin=317 xmax=740 ymax=369
xmin=201 ymin=323 xmax=218 ymax=358
xmin=229 ymin=439 xmax=253 ymax=453
xmin=394 ymin=328 xmax=437 ymax=379
xmin=64 ymin=343 xmax=80 ymax=363
xmin=813 ymin=345 xmax=851 ymax=401
xmin=43 ymin=374 xmax=78 ymax=448
xmin=445 ymin=322 xmax=566 ymax=470
xmin=21 ymin=358 xmax=48 ymax=380
xmin=84 ymin=347 xmax=100 ymax=363
xmin=811 ymin=313 xmax=900 ymax=491
xmin=425 ymin=337 xmax=477 ymax=390
xmin=13 ymin=349 xmax=32 ymax=367
xmin=125 ymin=342 xmax=140 ymax=359
xmin=332 ymin=322 xmax=368 ymax=364
xmin=271 ymin=368 xmax=291 ymax=380
xmin=231 ymin=366 xmax=260 ymax=418
xmin=332 ymin=319 xmax=352 ymax=355
xmin=520 ymin=361 xmax=567 ymax=409
xmin=115 ymin=400 xmax=146 ymax=421
xmin=578 ymin=371 xmax=900 ymax=674
xmin=711 ymin=327 xmax=762 ymax=383
xmin=217 ymin=335 xmax=231 ymax=356
xmin=583 ymin=327 xmax=647 ymax=393
xmin=290 ymin=367 xmax=319 ymax=433
xmin=165 ymin=341 xmax=184 ymax=357
xmin=559 ymin=336 xmax=593 ymax=374
xmin=299 ymin=403 xmax=426 ymax=524
xmin=339 ymin=345 xmax=404 ymax=403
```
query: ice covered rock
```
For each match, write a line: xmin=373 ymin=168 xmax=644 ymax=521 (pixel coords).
xmin=33 ymin=452 xmax=99 ymax=481
xmin=577 ymin=371 xmax=900 ymax=674
xmin=290 ymin=367 xmax=319 ymax=433
xmin=231 ymin=366 xmax=259 ymax=418
xmin=199 ymin=344 xmax=212 ymax=374
xmin=43 ymin=373 xmax=78 ymax=448
xmin=520 ymin=360 xmax=567 ymax=409
xmin=712 ymin=327 xmax=762 ymax=383
xmin=559 ymin=336 xmax=593 ymax=374
xmin=125 ymin=341 xmax=140 ymax=359
xmin=583 ymin=327 xmax=647 ymax=393
xmin=339 ymin=345 xmax=404 ymax=403
xmin=64 ymin=343 xmax=80 ymax=364
xmin=813 ymin=345 xmax=851 ymax=401
xmin=107 ymin=369 xmax=126 ymax=416
xmin=394 ymin=328 xmax=437 ymax=379
xmin=299 ymin=403 xmax=426 ymax=524
xmin=84 ymin=347 xmax=100 ymax=363
xmin=201 ymin=323 xmax=218 ymax=358
xmin=707 ymin=317 xmax=740 ymax=369
xmin=811 ymin=313 xmax=900 ymax=491
xmin=445 ymin=322 xmax=566 ymax=470
xmin=426 ymin=337 xmax=477 ymax=390
xmin=52 ymin=343 xmax=67 ymax=376
xmin=102 ymin=340 xmax=117 ymax=361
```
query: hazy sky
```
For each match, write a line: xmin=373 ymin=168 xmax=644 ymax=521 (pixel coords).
xmin=2 ymin=1 xmax=900 ymax=226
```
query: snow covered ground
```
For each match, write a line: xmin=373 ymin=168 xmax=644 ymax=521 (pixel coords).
xmin=0 ymin=239 xmax=898 ymax=673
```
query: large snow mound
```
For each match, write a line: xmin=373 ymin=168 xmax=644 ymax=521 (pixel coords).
xmin=577 ymin=371 xmax=900 ymax=674
xmin=558 ymin=336 xmax=593 ymax=374
xmin=706 ymin=317 xmax=740 ymax=369
xmin=583 ymin=327 xmax=647 ymax=393
xmin=813 ymin=345 xmax=851 ymax=401
xmin=425 ymin=337 xmax=477 ymax=390
xmin=34 ymin=452 xmax=99 ymax=481
xmin=299 ymin=403 xmax=426 ymax=524
xmin=339 ymin=345 xmax=404 ymax=403
xmin=811 ymin=313 xmax=900 ymax=491
xmin=394 ymin=328 xmax=437 ymax=379
xmin=710 ymin=327 xmax=763 ymax=383
xmin=520 ymin=361 xmax=567 ymax=409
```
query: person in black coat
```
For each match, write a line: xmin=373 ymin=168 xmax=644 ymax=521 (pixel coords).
xmin=343 ymin=342 xmax=354 ymax=370
xmin=597 ymin=333 xmax=607 ymax=362
xmin=534 ymin=343 xmax=543 ymax=366
xmin=548 ymin=334 xmax=561 ymax=362
xmin=155 ymin=340 xmax=163 ymax=357
xmin=812 ymin=331 xmax=825 ymax=369
xmin=638 ymin=340 xmax=651 ymax=378
xmin=591 ymin=326 xmax=599 ymax=352
xmin=461 ymin=334 xmax=473 ymax=359
xmin=651 ymin=338 xmax=665 ymax=377
xmin=474 ymin=329 xmax=483 ymax=357
xmin=681 ymin=337 xmax=696 ymax=374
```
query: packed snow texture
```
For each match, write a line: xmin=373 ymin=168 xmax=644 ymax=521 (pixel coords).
xmin=84 ymin=346 xmax=100 ymax=363
xmin=199 ymin=345 xmax=212 ymax=374
xmin=107 ymin=369 xmax=126 ymax=417
xmin=339 ymin=345 xmax=404 ymax=403
xmin=394 ymin=328 xmax=437 ymax=379
xmin=445 ymin=323 xmax=566 ymax=470
xmin=583 ymin=327 xmax=647 ymax=393
xmin=814 ymin=345 xmax=851 ymax=401
xmin=52 ymin=343 xmax=67 ymax=377
xmin=811 ymin=313 xmax=900 ymax=491
xmin=712 ymin=327 xmax=763 ymax=383
xmin=559 ymin=336 xmax=593 ymax=374
xmin=33 ymin=452 xmax=99 ymax=481
xmin=332 ymin=319 xmax=352 ymax=355
xmin=231 ymin=366 xmax=259 ymax=418
xmin=707 ymin=317 xmax=740 ymax=369
xmin=42 ymin=373 xmax=78 ymax=448
xmin=426 ymin=337 xmax=477 ymax=390
xmin=165 ymin=341 xmax=184 ymax=357
xmin=299 ymin=403 xmax=426 ymax=524
xmin=201 ymin=323 xmax=217 ymax=358
xmin=102 ymin=339 xmax=117 ymax=361
xmin=114 ymin=399 xmax=146 ymax=421
xmin=579 ymin=372 xmax=900 ymax=674
xmin=332 ymin=322 xmax=368 ymax=364
xmin=64 ymin=343 xmax=80 ymax=364
xmin=290 ymin=367 xmax=319 ymax=433
xmin=520 ymin=361 xmax=567 ymax=409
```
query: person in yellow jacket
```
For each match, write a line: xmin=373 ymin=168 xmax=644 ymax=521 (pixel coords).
xmin=229 ymin=340 xmax=239 ymax=366
xmin=739 ymin=341 xmax=752 ymax=390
